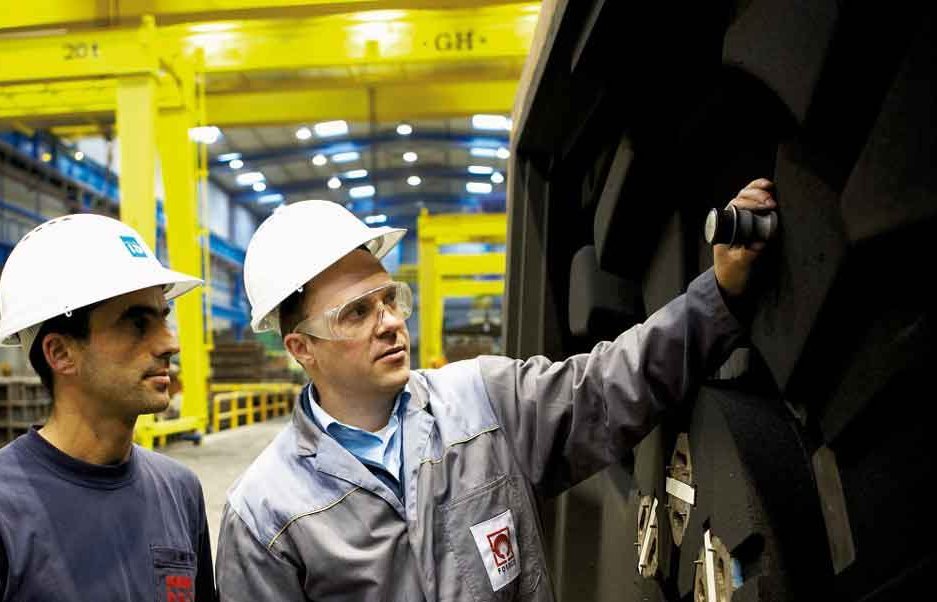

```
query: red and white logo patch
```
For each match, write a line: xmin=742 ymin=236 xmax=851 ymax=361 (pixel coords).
xmin=470 ymin=510 xmax=520 ymax=591
xmin=164 ymin=574 xmax=194 ymax=602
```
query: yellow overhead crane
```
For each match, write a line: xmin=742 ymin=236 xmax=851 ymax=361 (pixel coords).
xmin=0 ymin=3 xmax=539 ymax=127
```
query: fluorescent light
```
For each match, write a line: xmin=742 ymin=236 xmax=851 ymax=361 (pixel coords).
xmin=217 ymin=152 xmax=241 ymax=162
xmin=470 ymin=147 xmax=498 ymax=158
xmin=295 ymin=127 xmax=313 ymax=141
xmin=73 ymin=151 xmax=84 ymax=161
xmin=229 ymin=159 xmax=244 ymax=170
xmin=466 ymin=182 xmax=493 ymax=194
xmin=344 ymin=169 xmax=368 ymax=179
xmin=364 ymin=214 xmax=388 ymax=225
xmin=496 ymin=147 xmax=511 ymax=160
xmin=253 ymin=182 xmax=267 ymax=192
xmin=311 ymin=154 xmax=328 ymax=166
xmin=396 ymin=123 xmax=413 ymax=136
xmin=314 ymin=120 xmax=349 ymax=138
xmin=331 ymin=151 xmax=360 ymax=163
xmin=468 ymin=165 xmax=494 ymax=175
xmin=471 ymin=114 xmax=511 ymax=131
xmin=349 ymin=185 xmax=376 ymax=199
xmin=327 ymin=177 xmax=342 ymax=189
xmin=403 ymin=151 xmax=418 ymax=163
xmin=491 ymin=172 xmax=505 ymax=184
xmin=258 ymin=193 xmax=284 ymax=204
xmin=236 ymin=171 xmax=265 ymax=186
xmin=188 ymin=126 xmax=222 ymax=144
xmin=407 ymin=175 xmax=422 ymax=186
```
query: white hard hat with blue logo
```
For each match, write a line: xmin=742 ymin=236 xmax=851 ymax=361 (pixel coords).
xmin=0 ymin=213 xmax=203 ymax=350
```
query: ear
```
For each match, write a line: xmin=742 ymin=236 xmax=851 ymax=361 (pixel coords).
xmin=283 ymin=332 xmax=317 ymax=370
xmin=42 ymin=333 xmax=79 ymax=377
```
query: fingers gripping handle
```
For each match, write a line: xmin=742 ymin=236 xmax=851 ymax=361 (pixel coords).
xmin=704 ymin=206 xmax=778 ymax=246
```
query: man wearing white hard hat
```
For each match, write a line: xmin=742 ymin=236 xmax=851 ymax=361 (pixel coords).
xmin=217 ymin=180 xmax=776 ymax=600
xmin=0 ymin=214 xmax=216 ymax=601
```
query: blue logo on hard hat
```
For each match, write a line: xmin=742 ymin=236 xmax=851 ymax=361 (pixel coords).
xmin=121 ymin=236 xmax=147 ymax=258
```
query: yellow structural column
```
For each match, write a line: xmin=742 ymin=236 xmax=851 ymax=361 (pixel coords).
xmin=157 ymin=107 xmax=210 ymax=440
xmin=418 ymin=212 xmax=444 ymax=369
xmin=116 ymin=75 xmax=158 ymax=246
xmin=117 ymin=74 xmax=159 ymax=449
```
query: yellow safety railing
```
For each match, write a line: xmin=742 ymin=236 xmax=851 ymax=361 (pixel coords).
xmin=210 ymin=383 xmax=300 ymax=433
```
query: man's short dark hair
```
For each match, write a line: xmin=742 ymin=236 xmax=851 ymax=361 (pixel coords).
xmin=278 ymin=288 xmax=309 ymax=339
xmin=28 ymin=303 xmax=100 ymax=396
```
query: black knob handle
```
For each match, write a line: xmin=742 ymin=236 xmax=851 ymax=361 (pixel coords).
xmin=704 ymin=206 xmax=778 ymax=246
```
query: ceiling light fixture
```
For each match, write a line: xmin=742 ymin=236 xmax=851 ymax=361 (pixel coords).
xmin=331 ymin=151 xmax=360 ymax=163
xmin=349 ymin=185 xmax=376 ymax=199
xmin=236 ymin=171 xmax=265 ymax=186
xmin=466 ymin=182 xmax=493 ymax=194
xmin=314 ymin=120 xmax=349 ymax=138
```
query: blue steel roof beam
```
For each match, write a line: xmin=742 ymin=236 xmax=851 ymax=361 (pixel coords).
xmin=233 ymin=165 xmax=502 ymax=203
xmin=210 ymin=131 xmax=509 ymax=169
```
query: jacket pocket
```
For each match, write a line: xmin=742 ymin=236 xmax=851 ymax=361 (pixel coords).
xmin=151 ymin=545 xmax=196 ymax=602
xmin=442 ymin=475 xmax=543 ymax=601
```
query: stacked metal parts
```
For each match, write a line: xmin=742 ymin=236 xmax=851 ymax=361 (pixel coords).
xmin=506 ymin=1 xmax=936 ymax=600
xmin=0 ymin=377 xmax=49 ymax=446
xmin=209 ymin=341 xmax=292 ymax=383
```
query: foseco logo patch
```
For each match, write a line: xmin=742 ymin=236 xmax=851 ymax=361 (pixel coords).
xmin=470 ymin=509 xmax=520 ymax=591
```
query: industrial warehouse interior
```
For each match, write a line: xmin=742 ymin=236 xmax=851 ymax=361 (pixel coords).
xmin=0 ymin=2 xmax=934 ymax=601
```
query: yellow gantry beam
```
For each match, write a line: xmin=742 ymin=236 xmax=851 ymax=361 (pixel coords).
xmin=1 ymin=1 xmax=536 ymax=30
xmin=0 ymin=5 xmax=538 ymax=80
xmin=417 ymin=212 xmax=507 ymax=368
xmin=0 ymin=17 xmax=164 ymax=84
xmin=0 ymin=77 xmax=517 ymax=126
xmin=206 ymin=79 xmax=518 ymax=126
xmin=164 ymin=5 xmax=539 ymax=73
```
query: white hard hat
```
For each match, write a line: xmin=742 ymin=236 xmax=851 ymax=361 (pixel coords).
xmin=244 ymin=201 xmax=406 ymax=333
xmin=0 ymin=213 xmax=202 ymax=348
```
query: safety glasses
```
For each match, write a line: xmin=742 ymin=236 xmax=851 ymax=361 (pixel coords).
xmin=293 ymin=281 xmax=412 ymax=341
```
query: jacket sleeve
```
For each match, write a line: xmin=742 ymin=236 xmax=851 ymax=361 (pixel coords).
xmin=477 ymin=268 xmax=744 ymax=497
xmin=216 ymin=504 xmax=306 ymax=601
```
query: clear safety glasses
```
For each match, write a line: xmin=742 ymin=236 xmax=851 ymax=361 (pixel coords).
xmin=293 ymin=281 xmax=413 ymax=341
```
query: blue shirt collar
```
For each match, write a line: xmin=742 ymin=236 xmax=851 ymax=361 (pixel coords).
xmin=304 ymin=384 xmax=408 ymax=443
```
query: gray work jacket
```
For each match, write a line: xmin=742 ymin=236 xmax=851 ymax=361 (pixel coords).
xmin=216 ymin=269 xmax=743 ymax=601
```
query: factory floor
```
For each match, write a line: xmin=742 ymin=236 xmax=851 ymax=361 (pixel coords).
xmin=163 ymin=415 xmax=290 ymax=557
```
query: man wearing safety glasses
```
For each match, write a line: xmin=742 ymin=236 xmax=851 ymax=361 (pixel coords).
xmin=217 ymin=182 xmax=776 ymax=600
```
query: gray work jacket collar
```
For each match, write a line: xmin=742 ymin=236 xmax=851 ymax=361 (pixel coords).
xmin=291 ymin=380 xmax=426 ymax=458
xmin=288 ymin=379 xmax=433 ymax=522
